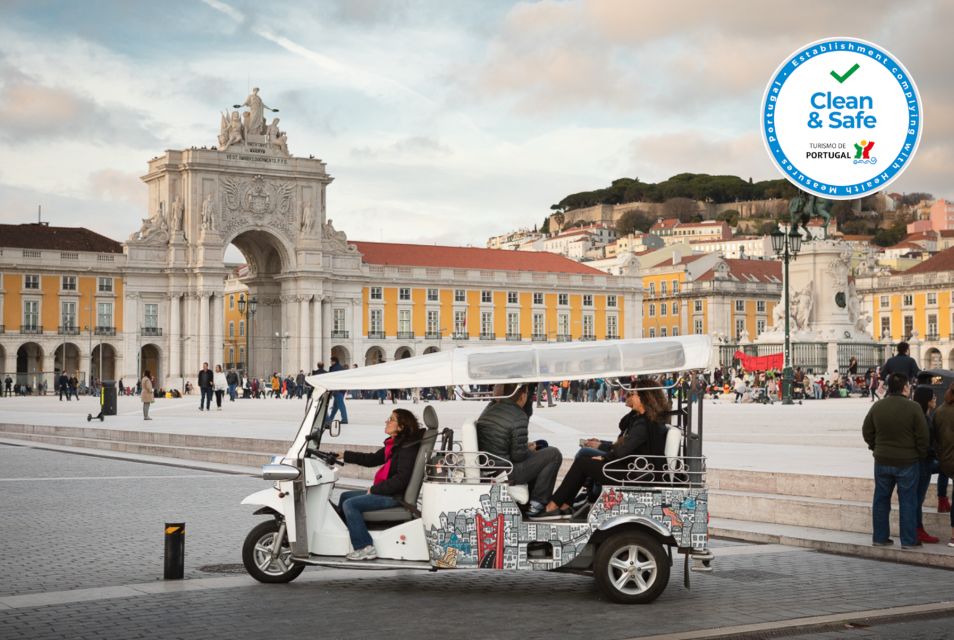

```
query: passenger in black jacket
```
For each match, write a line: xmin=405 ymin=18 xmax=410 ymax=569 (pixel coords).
xmin=337 ymin=409 xmax=423 ymax=560
xmin=476 ymin=384 xmax=563 ymax=517
xmin=881 ymin=341 xmax=920 ymax=384
xmin=537 ymin=379 xmax=671 ymax=520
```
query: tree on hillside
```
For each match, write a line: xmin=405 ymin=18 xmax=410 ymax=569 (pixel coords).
xmin=662 ymin=197 xmax=698 ymax=223
xmin=616 ymin=209 xmax=654 ymax=235
xmin=899 ymin=192 xmax=932 ymax=206
xmin=540 ymin=216 xmax=550 ymax=234
xmin=872 ymin=214 xmax=911 ymax=247
xmin=717 ymin=209 xmax=740 ymax=226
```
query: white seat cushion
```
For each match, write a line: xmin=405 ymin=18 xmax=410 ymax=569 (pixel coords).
xmin=508 ymin=484 xmax=529 ymax=505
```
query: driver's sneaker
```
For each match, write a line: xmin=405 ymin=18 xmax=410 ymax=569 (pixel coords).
xmin=346 ymin=545 xmax=377 ymax=561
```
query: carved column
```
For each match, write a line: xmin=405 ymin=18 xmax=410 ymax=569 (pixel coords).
xmin=311 ymin=297 xmax=322 ymax=369
xmin=321 ymin=297 xmax=332 ymax=365
xmin=298 ymin=295 xmax=311 ymax=372
xmin=212 ymin=292 xmax=224 ymax=368
xmin=198 ymin=291 xmax=210 ymax=368
xmin=169 ymin=293 xmax=181 ymax=383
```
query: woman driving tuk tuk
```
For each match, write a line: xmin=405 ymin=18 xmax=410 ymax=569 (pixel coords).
xmin=337 ymin=409 xmax=423 ymax=560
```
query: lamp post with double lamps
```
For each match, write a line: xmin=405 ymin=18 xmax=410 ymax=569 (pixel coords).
xmin=237 ymin=294 xmax=257 ymax=379
xmin=771 ymin=226 xmax=802 ymax=405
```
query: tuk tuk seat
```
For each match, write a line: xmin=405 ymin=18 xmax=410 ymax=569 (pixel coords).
xmin=460 ymin=420 xmax=529 ymax=504
xmin=363 ymin=406 xmax=440 ymax=523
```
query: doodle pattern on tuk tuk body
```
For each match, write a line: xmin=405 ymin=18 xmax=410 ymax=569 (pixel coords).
xmin=426 ymin=484 xmax=708 ymax=570
xmin=427 ymin=484 xmax=592 ymax=570
xmin=589 ymin=487 xmax=710 ymax=549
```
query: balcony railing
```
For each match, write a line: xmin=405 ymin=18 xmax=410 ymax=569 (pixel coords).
xmin=58 ymin=325 xmax=80 ymax=335
xmin=141 ymin=327 xmax=163 ymax=337
xmin=235 ymin=361 xmax=245 ymax=371
xmin=606 ymin=334 xmax=620 ymax=340
xmin=479 ymin=333 xmax=496 ymax=340
xmin=531 ymin=333 xmax=547 ymax=342
xmin=926 ymin=333 xmax=940 ymax=342
xmin=226 ymin=362 xmax=234 ymax=370
xmin=425 ymin=331 xmax=441 ymax=339
xmin=331 ymin=330 xmax=350 ymax=339
xmin=0 ymin=324 xmax=4 ymax=334
xmin=452 ymin=332 xmax=469 ymax=340
xmin=21 ymin=325 xmax=43 ymax=334
xmin=556 ymin=334 xmax=572 ymax=342
xmin=506 ymin=333 xmax=522 ymax=341
xmin=95 ymin=326 xmax=116 ymax=336
xmin=368 ymin=331 xmax=385 ymax=339
xmin=397 ymin=331 xmax=415 ymax=340
xmin=580 ymin=334 xmax=597 ymax=341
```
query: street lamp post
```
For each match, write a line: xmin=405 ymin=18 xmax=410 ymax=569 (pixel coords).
xmin=237 ymin=295 xmax=257 ymax=379
xmin=771 ymin=226 xmax=803 ymax=405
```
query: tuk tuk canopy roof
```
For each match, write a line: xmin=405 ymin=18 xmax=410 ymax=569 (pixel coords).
xmin=307 ymin=335 xmax=712 ymax=392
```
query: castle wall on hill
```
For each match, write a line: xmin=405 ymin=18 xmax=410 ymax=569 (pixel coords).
xmin=557 ymin=198 xmax=789 ymax=230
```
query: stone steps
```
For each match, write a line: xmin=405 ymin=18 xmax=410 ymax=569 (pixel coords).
xmin=710 ymin=517 xmax=954 ymax=570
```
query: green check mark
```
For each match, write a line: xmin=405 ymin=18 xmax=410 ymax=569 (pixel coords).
xmin=830 ymin=63 xmax=860 ymax=83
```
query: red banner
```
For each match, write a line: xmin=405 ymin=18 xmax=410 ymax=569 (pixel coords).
xmin=733 ymin=350 xmax=783 ymax=372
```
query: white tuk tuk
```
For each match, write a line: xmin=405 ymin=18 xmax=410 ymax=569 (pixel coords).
xmin=241 ymin=336 xmax=714 ymax=603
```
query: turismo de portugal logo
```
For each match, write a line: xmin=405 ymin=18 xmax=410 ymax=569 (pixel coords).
xmin=761 ymin=38 xmax=922 ymax=200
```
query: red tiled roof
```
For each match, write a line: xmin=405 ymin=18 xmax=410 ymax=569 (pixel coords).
xmin=350 ymin=241 xmax=605 ymax=274
xmin=0 ymin=223 xmax=123 ymax=253
xmin=887 ymin=241 xmax=927 ymax=251
xmin=696 ymin=258 xmax=781 ymax=283
xmin=650 ymin=218 xmax=680 ymax=230
xmin=905 ymin=230 xmax=939 ymax=241
xmin=902 ymin=246 xmax=954 ymax=274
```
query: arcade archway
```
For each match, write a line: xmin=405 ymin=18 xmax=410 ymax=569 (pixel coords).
xmin=141 ymin=344 xmax=161 ymax=382
xmin=91 ymin=344 xmax=117 ymax=382
xmin=925 ymin=347 xmax=942 ymax=370
xmin=53 ymin=343 xmax=82 ymax=376
xmin=16 ymin=342 xmax=43 ymax=387
xmin=331 ymin=345 xmax=351 ymax=367
xmin=365 ymin=346 xmax=385 ymax=366
xmin=395 ymin=346 xmax=413 ymax=360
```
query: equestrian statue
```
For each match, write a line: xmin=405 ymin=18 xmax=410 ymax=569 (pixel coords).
xmin=788 ymin=191 xmax=832 ymax=240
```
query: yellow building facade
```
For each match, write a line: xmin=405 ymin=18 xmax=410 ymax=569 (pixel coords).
xmin=0 ymin=224 xmax=127 ymax=386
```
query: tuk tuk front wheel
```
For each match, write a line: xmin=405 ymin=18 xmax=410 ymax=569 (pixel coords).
xmin=594 ymin=530 xmax=669 ymax=604
xmin=242 ymin=519 xmax=305 ymax=584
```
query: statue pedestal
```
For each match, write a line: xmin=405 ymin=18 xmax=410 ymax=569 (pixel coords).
xmin=754 ymin=239 xmax=880 ymax=375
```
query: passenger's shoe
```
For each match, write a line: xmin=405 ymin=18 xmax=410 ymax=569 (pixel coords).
xmin=572 ymin=502 xmax=592 ymax=520
xmin=948 ymin=538 xmax=954 ymax=548
xmin=871 ymin=539 xmax=894 ymax=547
xmin=938 ymin=496 xmax=951 ymax=513
xmin=901 ymin=542 xmax=923 ymax=549
xmin=346 ymin=545 xmax=377 ymax=561
xmin=917 ymin=527 xmax=940 ymax=544
xmin=530 ymin=508 xmax=568 ymax=521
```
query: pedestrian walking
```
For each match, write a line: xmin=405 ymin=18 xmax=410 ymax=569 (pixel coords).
xmin=880 ymin=341 xmax=920 ymax=389
xmin=141 ymin=370 xmax=154 ymax=420
xmin=932 ymin=383 xmax=954 ymax=546
xmin=3 ymin=375 xmax=12 ymax=397
xmin=862 ymin=373 xmax=929 ymax=548
xmin=326 ymin=356 xmax=349 ymax=424
xmin=213 ymin=364 xmax=227 ymax=410
xmin=58 ymin=371 xmax=70 ymax=401
xmin=197 ymin=362 xmax=213 ymax=411
xmin=226 ymin=369 xmax=239 ymax=401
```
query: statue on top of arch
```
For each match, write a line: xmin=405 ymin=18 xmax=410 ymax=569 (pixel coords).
xmin=217 ymin=88 xmax=289 ymax=156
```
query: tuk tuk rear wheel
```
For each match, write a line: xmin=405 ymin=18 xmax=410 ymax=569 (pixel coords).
xmin=242 ymin=519 xmax=305 ymax=584
xmin=594 ymin=530 xmax=669 ymax=604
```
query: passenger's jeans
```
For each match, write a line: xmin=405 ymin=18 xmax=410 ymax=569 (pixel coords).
xmin=551 ymin=455 xmax=611 ymax=506
xmin=227 ymin=383 xmax=237 ymax=401
xmin=576 ymin=446 xmax=606 ymax=500
xmin=872 ymin=462 xmax=919 ymax=546
xmin=917 ymin=458 xmax=940 ymax=528
xmin=327 ymin=391 xmax=349 ymax=423
xmin=509 ymin=447 xmax=562 ymax=506
xmin=199 ymin=387 xmax=213 ymax=410
xmin=339 ymin=490 xmax=399 ymax=550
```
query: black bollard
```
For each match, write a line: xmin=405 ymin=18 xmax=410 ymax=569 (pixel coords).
xmin=163 ymin=522 xmax=185 ymax=579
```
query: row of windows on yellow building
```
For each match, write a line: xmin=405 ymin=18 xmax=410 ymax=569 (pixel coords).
xmin=0 ymin=272 xmax=124 ymax=334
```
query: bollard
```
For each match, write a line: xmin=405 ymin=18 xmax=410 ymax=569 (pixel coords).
xmin=164 ymin=522 xmax=185 ymax=580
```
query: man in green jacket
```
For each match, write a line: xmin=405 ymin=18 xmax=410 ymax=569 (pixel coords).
xmin=862 ymin=373 xmax=929 ymax=548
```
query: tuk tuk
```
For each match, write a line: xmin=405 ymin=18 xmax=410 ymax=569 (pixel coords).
xmin=240 ymin=335 xmax=714 ymax=604
xmin=916 ymin=369 xmax=954 ymax=400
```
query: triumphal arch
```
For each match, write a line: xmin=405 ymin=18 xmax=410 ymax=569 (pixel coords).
xmin=123 ymin=89 xmax=363 ymax=388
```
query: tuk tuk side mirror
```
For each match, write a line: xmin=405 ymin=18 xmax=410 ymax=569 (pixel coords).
xmin=262 ymin=463 xmax=300 ymax=481
xmin=326 ymin=419 xmax=341 ymax=438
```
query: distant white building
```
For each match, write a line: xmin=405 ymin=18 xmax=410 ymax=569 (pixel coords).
xmin=687 ymin=235 xmax=773 ymax=259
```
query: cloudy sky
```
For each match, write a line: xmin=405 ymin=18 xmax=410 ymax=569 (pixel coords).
xmin=1 ymin=0 xmax=952 ymax=251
